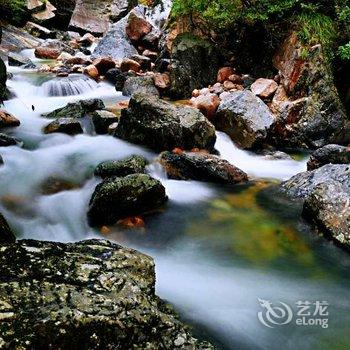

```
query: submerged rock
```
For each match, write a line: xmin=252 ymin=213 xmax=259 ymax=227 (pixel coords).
xmin=94 ymin=155 xmax=148 ymax=179
xmin=307 ymin=144 xmax=350 ymax=170
xmin=303 ymin=181 xmax=350 ymax=250
xmin=43 ymin=99 xmax=105 ymax=119
xmin=214 ymin=90 xmax=275 ymax=149
xmin=91 ymin=110 xmax=118 ymax=134
xmin=87 ymin=174 xmax=167 ymax=226
xmin=170 ymin=34 xmax=221 ymax=99
xmin=159 ymin=151 xmax=248 ymax=184
xmin=115 ymin=93 xmax=216 ymax=151
xmin=122 ymin=76 xmax=159 ymax=97
xmin=43 ymin=118 xmax=83 ymax=135
xmin=0 ymin=213 xmax=15 ymax=243
xmin=0 ymin=239 xmax=213 ymax=349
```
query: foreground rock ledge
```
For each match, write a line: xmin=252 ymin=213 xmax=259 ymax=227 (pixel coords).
xmin=0 ymin=239 xmax=214 ymax=349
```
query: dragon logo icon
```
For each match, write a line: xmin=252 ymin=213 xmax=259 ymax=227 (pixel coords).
xmin=258 ymin=298 xmax=293 ymax=328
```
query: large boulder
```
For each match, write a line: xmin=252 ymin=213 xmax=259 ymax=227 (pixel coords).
xmin=0 ymin=239 xmax=213 ymax=349
xmin=214 ymin=90 xmax=275 ymax=149
xmin=303 ymin=181 xmax=350 ymax=250
xmin=122 ymin=76 xmax=159 ymax=97
xmin=169 ymin=34 xmax=221 ymax=99
xmin=114 ymin=93 xmax=216 ymax=151
xmin=94 ymin=155 xmax=148 ymax=179
xmin=92 ymin=12 xmax=138 ymax=60
xmin=87 ymin=174 xmax=167 ymax=226
xmin=281 ymin=164 xmax=350 ymax=199
xmin=159 ymin=151 xmax=248 ymax=184
xmin=271 ymin=33 xmax=350 ymax=149
xmin=0 ymin=213 xmax=15 ymax=244
xmin=307 ymin=144 xmax=350 ymax=170
xmin=43 ymin=99 xmax=105 ymax=119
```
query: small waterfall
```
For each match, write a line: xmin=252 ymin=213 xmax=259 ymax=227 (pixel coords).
xmin=39 ymin=75 xmax=98 ymax=97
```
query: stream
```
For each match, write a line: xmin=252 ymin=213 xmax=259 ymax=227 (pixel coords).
xmin=2 ymin=55 xmax=350 ymax=350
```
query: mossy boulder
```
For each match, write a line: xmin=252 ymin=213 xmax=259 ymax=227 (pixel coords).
xmin=169 ymin=33 xmax=221 ymax=99
xmin=94 ymin=155 xmax=148 ymax=179
xmin=115 ymin=93 xmax=216 ymax=151
xmin=87 ymin=173 xmax=167 ymax=226
xmin=0 ymin=239 xmax=214 ymax=349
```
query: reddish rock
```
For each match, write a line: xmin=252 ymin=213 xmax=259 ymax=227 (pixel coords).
xmin=78 ymin=33 xmax=95 ymax=46
xmin=217 ymin=67 xmax=235 ymax=83
xmin=120 ymin=58 xmax=141 ymax=73
xmin=228 ymin=74 xmax=244 ymax=85
xmin=34 ymin=47 xmax=61 ymax=59
xmin=126 ymin=11 xmax=152 ymax=42
xmin=153 ymin=73 xmax=170 ymax=90
xmin=223 ymin=81 xmax=236 ymax=90
xmin=251 ymin=78 xmax=278 ymax=99
xmin=65 ymin=56 xmax=92 ymax=65
xmin=190 ymin=93 xmax=220 ymax=119
xmin=0 ymin=110 xmax=20 ymax=128
xmin=84 ymin=64 xmax=99 ymax=79
xmin=92 ymin=57 xmax=116 ymax=75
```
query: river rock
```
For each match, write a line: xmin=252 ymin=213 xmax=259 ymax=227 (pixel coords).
xmin=251 ymin=78 xmax=278 ymax=99
xmin=281 ymin=164 xmax=350 ymax=199
xmin=303 ymin=181 xmax=350 ymax=250
xmin=115 ymin=93 xmax=216 ymax=151
xmin=0 ymin=134 xmax=19 ymax=147
xmin=78 ymin=33 xmax=95 ymax=46
xmin=87 ymin=174 xmax=167 ymax=226
xmin=307 ymin=144 xmax=350 ymax=170
xmin=84 ymin=64 xmax=99 ymax=79
xmin=0 ymin=110 xmax=20 ymax=128
xmin=126 ymin=11 xmax=152 ymax=42
xmin=0 ymin=239 xmax=213 ymax=349
xmin=153 ymin=72 xmax=170 ymax=92
xmin=0 ymin=57 xmax=6 ymax=100
xmin=43 ymin=118 xmax=83 ymax=135
xmin=105 ymin=68 xmax=134 ymax=89
xmin=122 ymin=76 xmax=159 ymax=97
xmin=92 ymin=57 xmax=116 ymax=75
xmin=91 ymin=110 xmax=118 ymax=134
xmin=94 ymin=155 xmax=148 ymax=179
xmin=120 ymin=58 xmax=141 ymax=73
xmin=31 ymin=0 xmax=56 ymax=24
xmin=7 ymin=52 xmax=32 ymax=67
xmin=271 ymin=32 xmax=350 ymax=149
xmin=34 ymin=46 xmax=60 ymax=59
xmin=190 ymin=93 xmax=221 ymax=119
xmin=24 ymin=21 xmax=55 ymax=39
xmin=131 ymin=54 xmax=152 ymax=71
xmin=159 ymin=151 xmax=248 ymax=184
xmin=169 ymin=34 xmax=221 ymax=99
xmin=0 ymin=213 xmax=15 ymax=243
xmin=214 ymin=90 xmax=275 ymax=149
xmin=92 ymin=13 xmax=138 ymax=60
xmin=217 ymin=67 xmax=235 ymax=84
xmin=43 ymin=99 xmax=105 ymax=119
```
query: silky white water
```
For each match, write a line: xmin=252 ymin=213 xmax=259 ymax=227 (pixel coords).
xmin=1 ymin=57 xmax=350 ymax=350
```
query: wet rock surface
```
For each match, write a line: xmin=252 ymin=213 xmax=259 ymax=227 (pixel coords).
xmin=0 ymin=239 xmax=213 ymax=349
xmin=159 ymin=151 xmax=248 ymax=184
xmin=91 ymin=110 xmax=119 ymax=134
xmin=115 ymin=93 xmax=216 ymax=151
xmin=87 ymin=173 xmax=167 ymax=226
xmin=215 ymin=91 xmax=275 ymax=149
xmin=43 ymin=118 xmax=83 ymax=135
xmin=94 ymin=155 xmax=148 ymax=179
xmin=122 ymin=76 xmax=159 ymax=97
xmin=307 ymin=144 xmax=350 ymax=170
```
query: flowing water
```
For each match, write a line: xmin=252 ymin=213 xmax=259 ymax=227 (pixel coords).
xmin=1 ymin=54 xmax=350 ymax=350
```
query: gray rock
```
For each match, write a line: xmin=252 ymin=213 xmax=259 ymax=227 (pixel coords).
xmin=159 ymin=151 xmax=248 ymax=184
xmin=215 ymin=90 xmax=275 ymax=149
xmin=307 ymin=144 xmax=350 ymax=170
xmin=169 ymin=34 xmax=221 ymax=99
xmin=122 ymin=76 xmax=159 ymax=97
xmin=94 ymin=155 xmax=148 ymax=179
xmin=43 ymin=99 xmax=105 ymax=119
xmin=303 ymin=181 xmax=350 ymax=250
xmin=92 ymin=14 xmax=138 ymax=60
xmin=7 ymin=52 xmax=33 ymax=67
xmin=91 ymin=110 xmax=118 ymax=134
xmin=43 ymin=118 xmax=83 ymax=135
xmin=87 ymin=173 xmax=167 ymax=226
xmin=0 ymin=213 xmax=15 ymax=244
xmin=115 ymin=93 xmax=216 ymax=151
xmin=0 ymin=239 xmax=214 ymax=349
xmin=282 ymin=164 xmax=350 ymax=199
xmin=0 ymin=133 xmax=19 ymax=147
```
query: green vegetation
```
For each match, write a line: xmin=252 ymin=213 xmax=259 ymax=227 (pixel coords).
xmin=0 ymin=0 xmax=27 ymax=25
